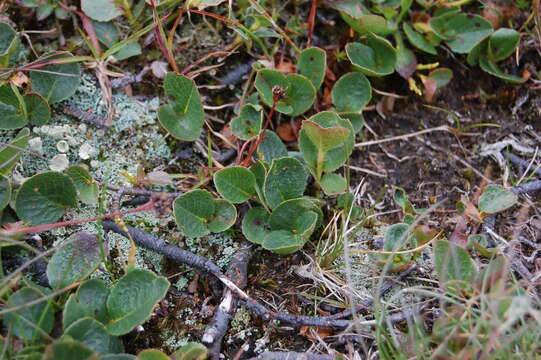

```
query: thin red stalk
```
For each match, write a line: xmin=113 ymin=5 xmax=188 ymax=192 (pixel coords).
xmin=240 ymin=97 xmax=278 ymax=167
xmin=307 ymin=0 xmax=317 ymax=47
xmin=58 ymin=2 xmax=102 ymax=55
xmin=1 ymin=199 xmax=156 ymax=236
xmin=235 ymin=135 xmax=258 ymax=165
xmin=178 ymin=8 xmax=243 ymax=28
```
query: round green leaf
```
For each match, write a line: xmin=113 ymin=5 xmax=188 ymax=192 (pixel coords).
xmin=30 ymin=53 xmax=81 ymax=103
xmin=81 ymin=0 xmax=123 ymax=21
xmin=429 ymin=13 xmax=493 ymax=54
xmin=24 ymin=92 xmax=51 ymax=126
xmin=0 ymin=22 xmax=19 ymax=67
xmin=0 ymin=174 xmax=11 ymax=212
xmin=15 ymin=171 xmax=77 ymax=225
xmin=231 ymin=104 xmax=263 ymax=141
xmin=331 ymin=72 xmax=372 ymax=112
xmin=0 ymin=84 xmax=27 ymax=130
xmin=0 ymin=128 xmax=30 ymax=176
xmin=207 ymin=199 xmax=237 ymax=233
xmin=479 ymin=57 xmax=526 ymax=84
xmin=63 ymin=279 xmax=111 ymax=330
xmin=250 ymin=160 xmax=267 ymax=202
xmin=268 ymin=198 xmax=323 ymax=231
xmin=478 ymin=185 xmax=518 ymax=214
xmin=242 ymin=207 xmax=271 ymax=245
xmin=261 ymin=230 xmax=305 ymax=255
xmin=43 ymin=340 xmax=96 ymax=360
xmin=106 ymin=269 xmax=170 ymax=336
xmin=403 ymin=23 xmax=437 ymax=55
xmin=320 ymin=173 xmax=347 ymax=195
xmin=338 ymin=112 xmax=364 ymax=133
xmin=297 ymin=47 xmax=326 ymax=89
xmin=257 ymin=130 xmax=288 ymax=163
xmin=5 ymin=287 xmax=54 ymax=341
xmin=299 ymin=112 xmax=354 ymax=179
xmin=66 ymin=165 xmax=99 ymax=205
xmin=0 ymin=21 xmax=17 ymax=56
xmin=434 ymin=239 xmax=477 ymax=293
xmin=136 ymin=350 xmax=170 ymax=360
xmin=346 ymin=34 xmax=397 ymax=76
xmin=64 ymin=317 xmax=122 ymax=354
xmin=47 ymin=232 xmax=101 ymax=289
xmin=172 ymin=342 xmax=208 ymax=360
xmin=395 ymin=45 xmax=417 ymax=80
xmin=264 ymin=157 xmax=309 ymax=209
xmin=93 ymin=21 xmax=120 ymax=47
xmin=173 ymin=190 xmax=215 ymax=238
xmin=214 ymin=166 xmax=256 ymax=203
xmin=100 ymin=355 xmax=136 ymax=360
xmin=488 ymin=28 xmax=520 ymax=62
xmin=158 ymin=73 xmax=204 ymax=141
xmin=255 ymin=70 xmax=316 ymax=116
xmin=342 ymin=13 xmax=394 ymax=36
xmin=427 ymin=68 xmax=453 ymax=88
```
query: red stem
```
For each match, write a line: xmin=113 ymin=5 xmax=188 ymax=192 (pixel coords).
xmin=240 ymin=97 xmax=278 ymax=167
xmin=307 ymin=0 xmax=317 ymax=47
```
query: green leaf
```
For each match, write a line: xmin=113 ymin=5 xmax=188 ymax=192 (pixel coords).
xmin=43 ymin=340 xmax=96 ymax=360
xmin=342 ymin=14 xmax=394 ymax=35
xmin=255 ymin=70 xmax=316 ymax=116
xmin=0 ymin=174 xmax=11 ymax=212
xmin=478 ymin=185 xmax=518 ymax=214
xmin=250 ymin=160 xmax=267 ymax=203
xmin=395 ymin=45 xmax=417 ymax=79
xmin=63 ymin=279 xmax=111 ymax=330
xmin=4 ymin=287 xmax=54 ymax=341
xmin=136 ymin=350 xmax=170 ymax=360
xmin=479 ymin=57 xmax=526 ymax=84
xmin=230 ymin=104 xmax=263 ymax=141
xmin=66 ymin=165 xmax=99 ymax=205
xmin=0 ymin=22 xmax=19 ymax=68
xmin=207 ymin=200 xmax=237 ymax=233
xmin=214 ymin=166 xmax=256 ymax=203
xmin=15 ymin=171 xmax=77 ymax=225
xmin=158 ymin=73 xmax=204 ymax=141
xmin=434 ymin=240 xmax=477 ymax=293
xmin=297 ymin=47 xmax=326 ymax=90
xmin=403 ymin=23 xmax=437 ymax=55
xmin=0 ymin=84 xmax=27 ymax=130
xmin=81 ymin=0 xmax=123 ymax=22
xmin=268 ymin=198 xmax=323 ymax=231
xmin=241 ymin=207 xmax=271 ymax=245
xmin=30 ymin=53 xmax=81 ymax=103
xmin=46 ymin=232 xmax=101 ymax=289
xmin=24 ymin=92 xmax=51 ymax=126
xmin=331 ymin=72 xmax=372 ymax=112
xmin=173 ymin=190 xmax=215 ymax=238
xmin=320 ymin=173 xmax=347 ymax=195
xmin=257 ymin=130 xmax=288 ymax=163
xmin=393 ymin=186 xmax=415 ymax=215
xmin=299 ymin=112 xmax=354 ymax=180
xmin=380 ymin=223 xmax=413 ymax=266
xmin=113 ymin=40 xmax=142 ymax=61
xmin=338 ymin=112 xmax=364 ymax=134
xmin=467 ymin=37 xmax=487 ymax=66
xmin=63 ymin=317 xmax=122 ymax=354
xmin=429 ymin=13 xmax=493 ymax=54
xmin=346 ymin=34 xmax=397 ymax=76
xmin=0 ymin=128 xmax=30 ymax=176
xmin=106 ymin=269 xmax=169 ymax=336
xmin=100 ymin=355 xmax=136 ymax=360
xmin=427 ymin=68 xmax=453 ymax=88
xmin=488 ymin=28 xmax=520 ymax=62
xmin=264 ymin=157 xmax=309 ymax=209
xmin=261 ymin=229 xmax=306 ymax=255
xmin=171 ymin=342 xmax=208 ymax=360
xmin=93 ymin=21 xmax=120 ymax=48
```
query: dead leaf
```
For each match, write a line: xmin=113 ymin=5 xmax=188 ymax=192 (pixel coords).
xmin=299 ymin=325 xmax=333 ymax=340
xmin=219 ymin=123 xmax=238 ymax=149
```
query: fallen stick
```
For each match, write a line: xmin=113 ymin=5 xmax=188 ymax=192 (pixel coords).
xmin=246 ymin=352 xmax=334 ymax=360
